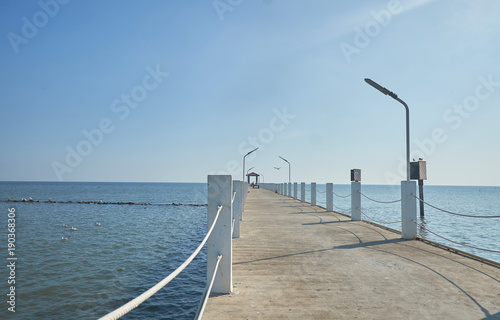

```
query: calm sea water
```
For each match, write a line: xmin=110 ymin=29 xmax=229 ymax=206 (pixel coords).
xmin=0 ymin=182 xmax=208 ymax=320
xmin=1 ymin=182 xmax=500 ymax=319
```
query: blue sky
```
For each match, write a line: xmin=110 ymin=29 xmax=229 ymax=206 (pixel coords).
xmin=1 ymin=0 xmax=499 ymax=185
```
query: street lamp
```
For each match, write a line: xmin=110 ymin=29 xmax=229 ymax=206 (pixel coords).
xmin=246 ymin=167 xmax=254 ymax=174
xmin=279 ymin=156 xmax=291 ymax=183
xmin=364 ymin=78 xmax=410 ymax=181
xmin=243 ymin=148 xmax=258 ymax=181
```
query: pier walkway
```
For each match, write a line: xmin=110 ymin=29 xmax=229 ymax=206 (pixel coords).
xmin=203 ymin=187 xmax=500 ymax=319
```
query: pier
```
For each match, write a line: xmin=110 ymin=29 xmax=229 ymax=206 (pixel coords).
xmin=203 ymin=187 xmax=500 ymax=319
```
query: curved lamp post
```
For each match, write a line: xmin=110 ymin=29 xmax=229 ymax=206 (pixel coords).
xmin=365 ymin=78 xmax=417 ymax=239
xmin=364 ymin=78 xmax=410 ymax=181
xmin=243 ymin=148 xmax=258 ymax=181
xmin=279 ymin=156 xmax=291 ymax=183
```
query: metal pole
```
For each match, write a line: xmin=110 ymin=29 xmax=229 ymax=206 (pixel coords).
xmin=364 ymin=79 xmax=410 ymax=181
xmin=288 ymin=163 xmax=291 ymax=183
xmin=243 ymin=148 xmax=258 ymax=181
xmin=396 ymin=97 xmax=410 ymax=181
xmin=418 ymin=179 xmax=424 ymax=217
xmin=279 ymin=156 xmax=291 ymax=183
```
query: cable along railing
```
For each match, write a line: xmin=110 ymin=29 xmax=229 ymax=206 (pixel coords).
xmin=264 ymin=179 xmax=499 ymax=257
xmin=410 ymin=193 xmax=500 ymax=254
xmin=98 ymin=176 xmax=247 ymax=320
xmin=97 ymin=205 xmax=224 ymax=320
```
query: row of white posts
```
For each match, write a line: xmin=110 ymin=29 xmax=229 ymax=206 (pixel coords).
xmin=207 ymin=176 xmax=417 ymax=296
xmin=207 ymin=176 xmax=248 ymax=295
xmin=259 ymin=181 xmax=417 ymax=240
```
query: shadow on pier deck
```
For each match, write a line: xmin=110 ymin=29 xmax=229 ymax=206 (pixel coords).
xmin=203 ymin=188 xmax=500 ymax=319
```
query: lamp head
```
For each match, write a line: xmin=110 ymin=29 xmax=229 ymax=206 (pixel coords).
xmin=279 ymin=156 xmax=289 ymax=163
xmin=245 ymin=147 xmax=259 ymax=157
xmin=364 ymin=78 xmax=398 ymax=99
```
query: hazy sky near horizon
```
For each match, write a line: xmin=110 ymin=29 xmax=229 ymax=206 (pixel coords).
xmin=1 ymin=0 xmax=500 ymax=185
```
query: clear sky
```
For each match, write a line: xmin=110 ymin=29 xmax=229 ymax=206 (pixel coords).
xmin=1 ymin=0 xmax=499 ymax=185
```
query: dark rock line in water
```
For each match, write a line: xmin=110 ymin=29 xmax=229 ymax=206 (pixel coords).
xmin=2 ymin=199 xmax=207 ymax=207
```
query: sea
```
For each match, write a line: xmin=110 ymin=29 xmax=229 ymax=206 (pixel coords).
xmin=1 ymin=181 xmax=500 ymax=320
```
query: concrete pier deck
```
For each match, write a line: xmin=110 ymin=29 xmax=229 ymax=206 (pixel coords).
xmin=203 ymin=188 xmax=500 ymax=319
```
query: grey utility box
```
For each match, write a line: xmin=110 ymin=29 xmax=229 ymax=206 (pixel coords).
xmin=410 ymin=161 xmax=427 ymax=180
xmin=350 ymin=169 xmax=361 ymax=182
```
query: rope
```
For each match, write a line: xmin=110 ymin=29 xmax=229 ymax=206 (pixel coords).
xmin=332 ymin=190 xmax=351 ymax=198
xmin=98 ymin=205 xmax=224 ymax=320
xmin=195 ymin=254 xmax=222 ymax=320
xmin=411 ymin=194 xmax=500 ymax=218
xmin=360 ymin=209 xmax=401 ymax=224
xmin=359 ymin=191 xmax=401 ymax=204
xmin=231 ymin=218 xmax=235 ymax=235
xmin=231 ymin=192 xmax=236 ymax=204
xmin=332 ymin=202 xmax=350 ymax=212
xmin=412 ymin=220 xmax=500 ymax=254
xmin=316 ymin=190 xmax=326 ymax=194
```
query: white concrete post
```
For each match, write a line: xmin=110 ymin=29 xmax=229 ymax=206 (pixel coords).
xmin=240 ymin=182 xmax=246 ymax=220
xmin=401 ymin=180 xmax=417 ymax=239
xmin=326 ymin=183 xmax=333 ymax=212
xmin=351 ymin=181 xmax=361 ymax=221
xmin=311 ymin=182 xmax=316 ymax=206
xmin=300 ymin=182 xmax=305 ymax=202
xmin=242 ymin=182 xmax=247 ymax=209
xmin=207 ymin=175 xmax=232 ymax=294
xmin=232 ymin=180 xmax=242 ymax=238
xmin=293 ymin=182 xmax=298 ymax=200
xmin=288 ymin=183 xmax=292 ymax=197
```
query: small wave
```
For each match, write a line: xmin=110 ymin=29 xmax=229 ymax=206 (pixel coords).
xmin=1 ymin=198 xmax=207 ymax=206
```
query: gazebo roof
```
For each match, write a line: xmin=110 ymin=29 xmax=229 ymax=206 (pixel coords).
xmin=246 ymin=172 xmax=260 ymax=177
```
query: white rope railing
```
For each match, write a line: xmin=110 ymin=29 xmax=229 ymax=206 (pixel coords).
xmin=360 ymin=191 xmax=401 ymax=204
xmin=195 ymin=254 xmax=222 ymax=320
xmin=360 ymin=209 xmax=401 ymax=225
xmin=231 ymin=218 xmax=236 ymax=235
xmin=98 ymin=205 xmax=224 ymax=320
xmin=332 ymin=202 xmax=350 ymax=212
xmin=332 ymin=190 xmax=351 ymax=198
xmin=231 ymin=191 xmax=236 ymax=204
xmin=412 ymin=220 xmax=500 ymax=254
xmin=411 ymin=194 xmax=500 ymax=218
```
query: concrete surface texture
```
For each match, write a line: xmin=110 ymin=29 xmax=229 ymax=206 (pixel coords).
xmin=203 ymin=188 xmax=500 ymax=320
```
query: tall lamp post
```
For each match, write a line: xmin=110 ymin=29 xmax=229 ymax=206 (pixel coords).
xmin=364 ymin=78 xmax=416 ymax=239
xmin=279 ymin=156 xmax=291 ymax=183
xmin=243 ymin=148 xmax=258 ymax=181
xmin=364 ymin=78 xmax=410 ymax=181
